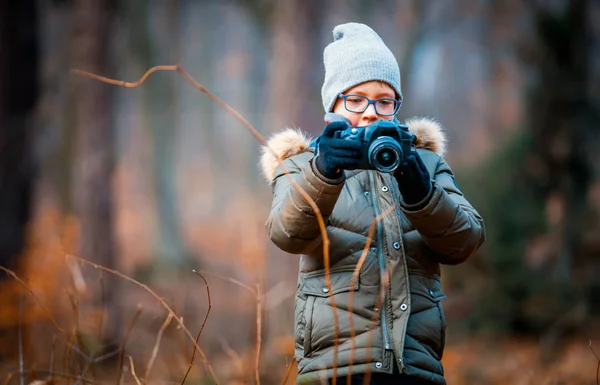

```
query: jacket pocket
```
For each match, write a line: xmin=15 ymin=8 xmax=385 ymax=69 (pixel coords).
xmin=297 ymin=267 xmax=360 ymax=357
xmin=408 ymin=282 xmax=448 ymax=360
xmin=435 ymin=299 xmax=448 ymax=355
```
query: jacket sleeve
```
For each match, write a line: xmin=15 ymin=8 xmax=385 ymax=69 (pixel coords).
xmin=266 ymin=152 xmax=345 ymax=255
xmin=401 ymin=155 xmax=485 ymax=265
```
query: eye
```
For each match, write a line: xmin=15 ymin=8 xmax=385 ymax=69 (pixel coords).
xmin=378 ymin=99 xmax=394 ymax=106
xmin=347 ymin=97 xmax=364 ymax=104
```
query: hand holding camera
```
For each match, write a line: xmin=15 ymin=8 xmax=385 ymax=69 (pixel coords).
xmin=314 ymin=121 xmax=363 ymax=179
xmin=315 ymin=114 xmax=433 ymax=205
xmin=393 ymin=152 xmax=432 ymax=205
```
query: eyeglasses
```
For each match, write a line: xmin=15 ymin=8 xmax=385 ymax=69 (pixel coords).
xmin=338 ymin=93 xmax=401 ymax=116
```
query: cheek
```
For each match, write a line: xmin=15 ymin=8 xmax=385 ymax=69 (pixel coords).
xmin=332 ymin=99 xmax=360 ymax=126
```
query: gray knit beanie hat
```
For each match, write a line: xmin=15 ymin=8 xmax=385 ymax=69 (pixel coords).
xmin=321 ymin=22 xmax=402 ymax=113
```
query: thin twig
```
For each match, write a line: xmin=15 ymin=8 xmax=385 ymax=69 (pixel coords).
xmin=18 ymin=292 xmax=24 ymax=385
xmin=180 ymin=271 xmax=212 ymax=385
xmin=220 ymin=339 xmax=244 ymax=369
xmin=346 ymin=205 xmax=396 ymax=385
xmin=67 ymin=255 xmax=220 ymax=385
xmin=66 ymin=324 xmax=83 ymax=376
xmin=590 ymin=340 xmax=600 ymax=385
xmin=195 ymin=269 xmax=255 ymax=294
xmin=92 ymin=346 xmax=121 ymax=363
xmin=144 ymin=313 xmax=173 ymax=382
xmin=0 ymin=266 xmax=63 ymax=332
xmin=3 ymin=372 xmax=14 ymax=385
xmin=128 ymin=356 xmax=142 ymax=385
xmin=4 ymin=370 xmax=99 ymax=385
xmin=281 ymin=358 xmax=295 ymax=385
xmin=66 ymin=289 xmax=87 ymax=358
xmin=255 ymin=283 xmax=262 ymax=385
xmin=71 ymin=65 xmax=336 ymax=382
xmin=50 ymin=335 xmax=58 ymax=383
xmin=98 ymin=270 xmax=106 ymax=342
xmin=65 ymin=324 xmax=76 ymax=383
xmin=116 ymin=305 xmax=142 ymax=385
xmin=54 ymin=336 xmax=89 ymax=361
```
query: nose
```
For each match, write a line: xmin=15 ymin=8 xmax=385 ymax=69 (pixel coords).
xmin=361 ymin=103 xmax=378 ymax=122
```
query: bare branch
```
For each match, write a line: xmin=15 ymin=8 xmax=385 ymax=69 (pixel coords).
xmin=281 ymin=358 xmax=295 ymax=385
xmin=129 ymin=356 xmax=142 ymax=385
xmin=180 ymin=271 xmax=212 ymax=385
xmin=116 ymin=305 xmax=142 ymax=385
xmin=590 ymin=340 xmax=599 ymax=385
xmin=255 ymin=283 xmax=262 ymax=385
xmin=0 ymin=266 xmax=63 ymax=333
xmin=4 ymin=370 xmax=99 ymax=385
xmin=66 ymin=254 xmax=219 ymax=384
xmin=144 ymin=313 xmax=173 ymax=382
xmin=18 ymin=293 xmax=24 ymax=385
xmin=98 ymin=270 xmax=106 ymax=342
xmin=194 ymin=269 xmax=255 ymax=294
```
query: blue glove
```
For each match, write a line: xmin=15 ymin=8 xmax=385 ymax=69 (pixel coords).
xmin=314 ymin=121 xmax=363 ymax=179
xmin=393 ymin=151 xmax=432 ymax=205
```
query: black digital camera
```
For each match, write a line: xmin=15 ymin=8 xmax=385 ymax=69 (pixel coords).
xmin=325 ymin=113 xmax=416 ymax=173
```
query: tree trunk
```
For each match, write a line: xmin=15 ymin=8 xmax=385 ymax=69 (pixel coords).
xmin=264 ymin=0 xmax=320 ymax=134
xmin=0 ymin=0 xmax=38 ymax=275
xmin=0 ymin=0 xmax=38 ymax=364
xmin=71 ymin=0 xmax=120 ymax=344
xmin=526 ymin=0 xmax=594 ymax=283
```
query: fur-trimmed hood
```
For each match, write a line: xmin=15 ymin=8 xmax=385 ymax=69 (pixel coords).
xmin=260 ymin=117 xmax=447 ymax=181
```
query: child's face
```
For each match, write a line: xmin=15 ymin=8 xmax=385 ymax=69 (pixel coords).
xmin=332 ymin=81 xmax=398 ymax=127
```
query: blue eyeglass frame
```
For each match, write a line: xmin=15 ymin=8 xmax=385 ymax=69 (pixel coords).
xmin=338 ymin=93 xmax=402 ymax=116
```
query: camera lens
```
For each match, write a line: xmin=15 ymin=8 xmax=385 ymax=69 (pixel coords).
xmin=375 ymin=149 xmax=396 ymax=168
xmin=368 ymin=137 xmax=402 ymax=173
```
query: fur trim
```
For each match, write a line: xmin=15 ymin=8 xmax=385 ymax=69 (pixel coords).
xmin=405 ymin=117 xmax=446 ymax=157
xmin=259 ymin=117 xmax=446 ymax=181
xmin=260 ymin=128 xmax=313 ymax=181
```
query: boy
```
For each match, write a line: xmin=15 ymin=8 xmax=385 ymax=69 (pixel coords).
xmin=260 ymin=22 xmax=485 ymax=385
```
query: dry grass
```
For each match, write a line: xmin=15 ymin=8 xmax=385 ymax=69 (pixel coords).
xmin=0 ymin=205 xmax=598 ymax=385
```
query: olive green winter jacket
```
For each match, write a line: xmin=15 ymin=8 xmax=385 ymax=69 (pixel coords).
xmin=260 ymin=118 xmax=485 ymax=385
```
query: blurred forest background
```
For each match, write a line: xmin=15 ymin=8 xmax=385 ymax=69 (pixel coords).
xmin=1 ymin=0 xmax=600 ymax=384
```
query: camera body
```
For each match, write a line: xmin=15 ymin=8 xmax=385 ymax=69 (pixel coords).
xmin=325 ymin=113 xmax=416 ymax=173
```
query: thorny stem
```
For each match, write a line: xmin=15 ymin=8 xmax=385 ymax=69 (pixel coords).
xmin=71 ymin=64 xmax=340 ymax=378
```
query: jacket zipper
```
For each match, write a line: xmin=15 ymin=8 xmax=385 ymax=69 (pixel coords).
xmin=368 ymin=171 xmax=392 ymax=350
xmin=390 ymin=180 xmax=410 ymax=372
